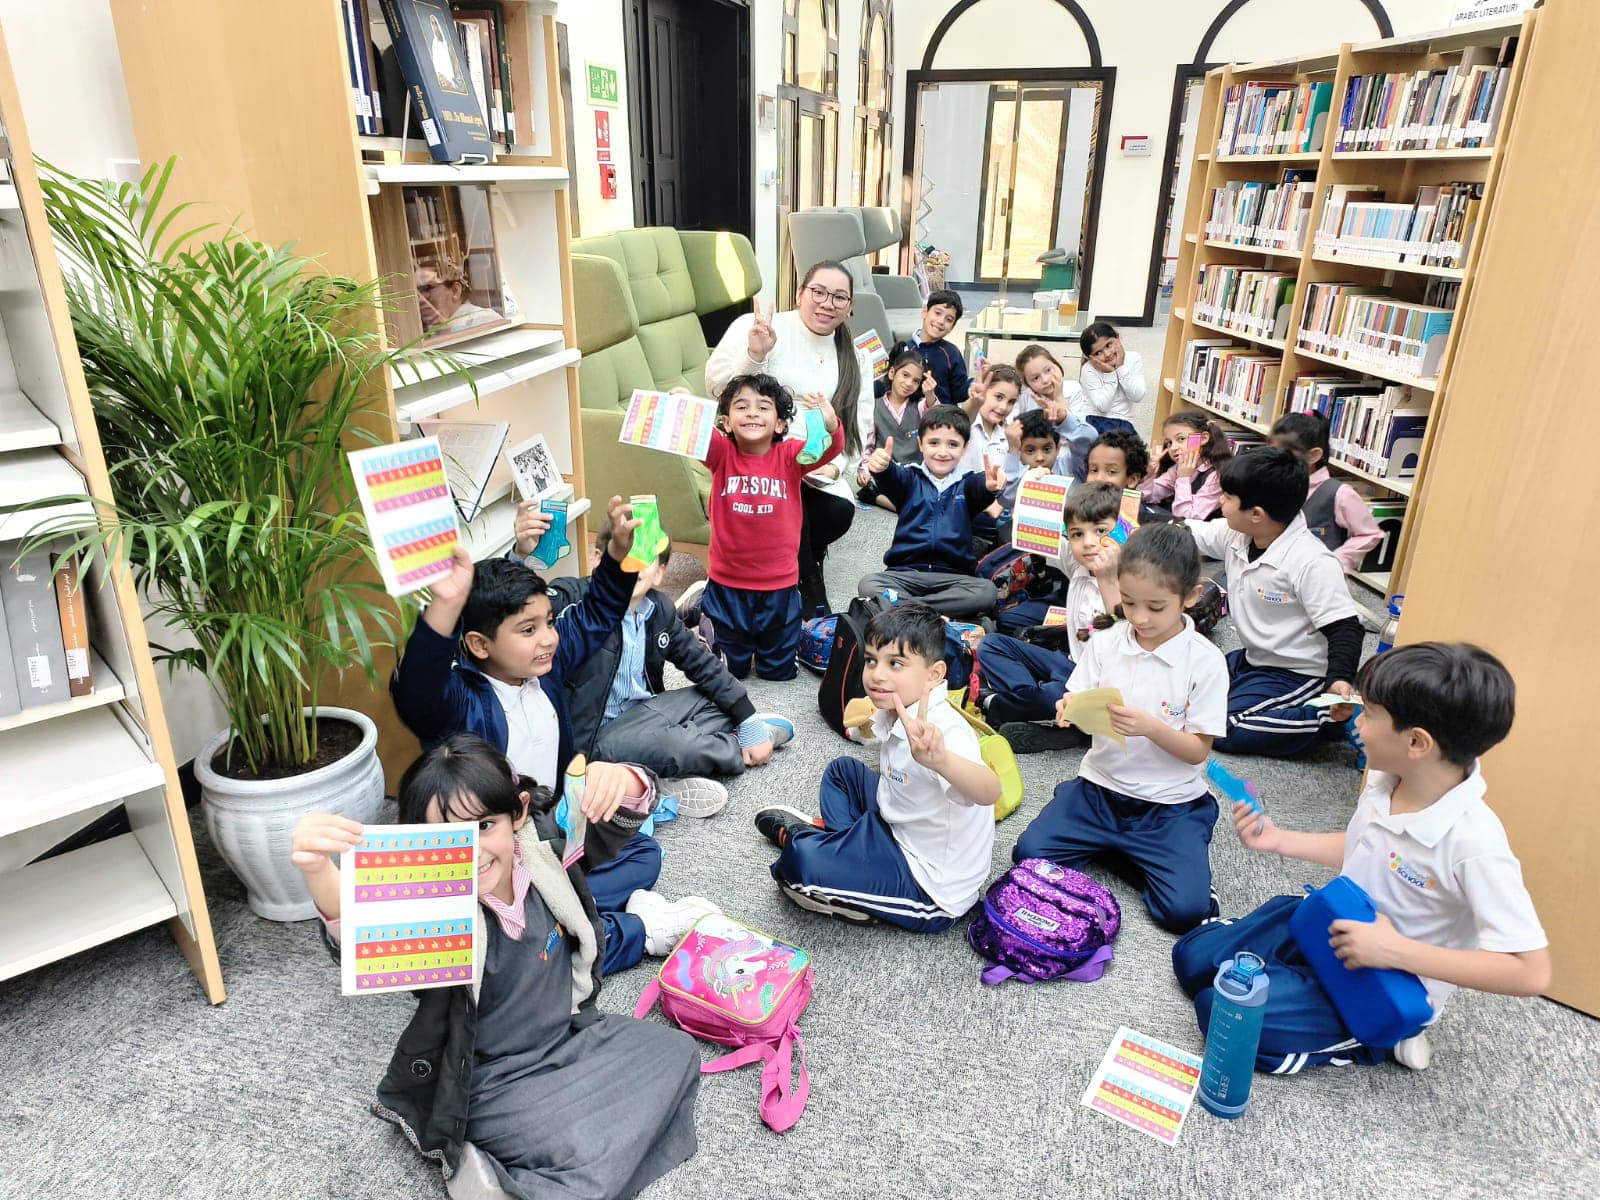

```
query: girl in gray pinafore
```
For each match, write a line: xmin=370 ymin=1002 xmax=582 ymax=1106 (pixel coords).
xmin=298 ymin=736 xmax=700 ymax=1199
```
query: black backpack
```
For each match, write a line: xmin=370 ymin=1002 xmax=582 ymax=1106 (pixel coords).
xmin=818 ymin=596 xmax=887 ymax=738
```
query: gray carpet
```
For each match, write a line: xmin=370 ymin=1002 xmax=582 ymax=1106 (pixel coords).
xmin=3 ymin=327 xmax=1596 ymax=1199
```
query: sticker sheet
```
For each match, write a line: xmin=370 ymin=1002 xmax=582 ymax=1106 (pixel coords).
xmin=339 ymin=822 xmax=479 ymax=996
xmin=1080 ymin=1026 xmax=1203 ymax=1145
xmin=853 ymin=329 xmax=890 ymax=380
xmin=618 ymin=389 xmax=718 ymax=460
xmin=347 ymin=437 xmax=461 ymax=596
xmin=1011 ymin=473 xmax=1073 ymax=556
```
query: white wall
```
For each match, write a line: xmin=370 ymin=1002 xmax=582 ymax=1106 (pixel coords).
xmin=557 ymin=0 xmax=636 ymax=239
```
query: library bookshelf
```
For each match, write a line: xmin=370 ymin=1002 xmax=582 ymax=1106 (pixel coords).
xmin=1155 ymin=11 xmax=1538 ymax=600
xmin=109 ymin=0 xmax=586 ymax=783
xmin=0 ymin=27 xmax=223 ymax=999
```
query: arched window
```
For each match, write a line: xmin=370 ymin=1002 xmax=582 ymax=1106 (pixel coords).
xmin=779 ymin=0 xmax=840 ymax=301
xmin=853 ymin=1 xmax=893 ymax=211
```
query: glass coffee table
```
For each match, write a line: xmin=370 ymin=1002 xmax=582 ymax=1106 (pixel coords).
xmin=963 ymin=305 xmax=1092 ymax=369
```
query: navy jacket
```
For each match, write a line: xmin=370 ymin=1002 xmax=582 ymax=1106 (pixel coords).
xmin=875 ymin=461 xmax=1001 ymax=575
xmin=390 ymin=551 xmax=636 ymax=787
xmin=917 ymin=336 xmax=971 ymax=407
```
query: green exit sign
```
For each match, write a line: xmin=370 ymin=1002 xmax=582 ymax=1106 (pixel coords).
xmin=586 ymin=62 xmax=619 ymax=107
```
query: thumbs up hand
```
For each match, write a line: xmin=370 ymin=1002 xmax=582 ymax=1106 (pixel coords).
xmin=866 ymin=436 xmax=896 ymax=476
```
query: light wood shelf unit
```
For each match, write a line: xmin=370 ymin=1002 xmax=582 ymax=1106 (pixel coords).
xmin=0 ymin=23 xmax=222 ymax=1001
xmin=110 ymin=0 xmax=587 ymax=785
xmin=1156 ymin=12 xmax=1539 ymax=599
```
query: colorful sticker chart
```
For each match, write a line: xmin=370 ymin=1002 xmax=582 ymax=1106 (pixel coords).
xmin=853 ymin=329 xmax=890 ymax=380
xmin=1011 ymin=473 xmax=1073 ymax=557
xmin=1043 ymin=605 xmax=1071 ymax=627
xmin=618 ymin=389 xmax=718 ymax=461
xmin=339 ymin=822 xmax=480 ymax=997
xmin=1080 ymin=1026 xmax=1203 ymax=1146
xmin=347 ymin=437 xmax=462 ymax=596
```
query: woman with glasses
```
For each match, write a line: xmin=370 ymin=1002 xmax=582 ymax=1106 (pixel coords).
xmin=707 ymin=261 xmax=873 ymax=618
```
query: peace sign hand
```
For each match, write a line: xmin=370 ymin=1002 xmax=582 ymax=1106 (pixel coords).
xmin=893 ymin=689 xmax=946 ymax=769
xmin=967 ymin=365 xmax=994 ymax=407
xmin=983 ymin=453 xmax=1006 ymax=495
xmin=748 ymin=300 xmax=777 ymax=360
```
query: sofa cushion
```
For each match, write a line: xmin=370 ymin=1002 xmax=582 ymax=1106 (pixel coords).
xmin=570 ymin=254 xmax=640 ymax=356
xmin=679 ymin=230 xmax=762 ymax=315
xmin=638 ymin=314 xmax=711 ymax=395
xmin=576 ymin=229 xmax=696 ymax=326
xmin=578 ymin=337 xmax=656 ymax=411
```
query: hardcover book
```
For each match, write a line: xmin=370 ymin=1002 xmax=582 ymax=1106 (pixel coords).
xmin=1 ymin=542 xmax=70 ymax=708
xmin=377 ymin=0 xmax=494 ymax=164
xmin=51 ymin=551 xmax=93 ymax=698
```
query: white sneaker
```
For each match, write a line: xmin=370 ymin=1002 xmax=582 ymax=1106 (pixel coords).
xmin=675 ymin=579 xmax=708 ymax=621
xmin=625 ymin=890 xmax=723 ymax=955
xmin=664 ymin=776 xmax=728 ymax=818
xmin=1393 ymin=1031 xmax=1433 ymax=1070
xmin=753 ymin=712 xmax=795 ymax=749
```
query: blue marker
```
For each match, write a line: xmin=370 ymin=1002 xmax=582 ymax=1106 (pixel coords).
xmin=1206 ymin=759 xmax=1265 ymax=835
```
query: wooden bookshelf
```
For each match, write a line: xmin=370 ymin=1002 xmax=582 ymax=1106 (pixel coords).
xmin=1155 ymin=12 xmax=1539 ymax=599
xmin=0 ymin=25 xmax=223 ymax=1000
xmin=110 ymin=0 xmax=586 ymax=784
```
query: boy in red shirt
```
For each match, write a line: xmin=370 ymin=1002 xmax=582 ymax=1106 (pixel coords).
xmin=699 ymin=373 xmax=842 ymax=680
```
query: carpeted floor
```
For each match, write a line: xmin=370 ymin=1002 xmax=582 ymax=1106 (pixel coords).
xmin=3 ymin=323 xmax=1596 ymax=1200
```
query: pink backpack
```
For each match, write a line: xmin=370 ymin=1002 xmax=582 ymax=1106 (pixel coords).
xmin=633 ymin=913 xmax=813 ymax=1132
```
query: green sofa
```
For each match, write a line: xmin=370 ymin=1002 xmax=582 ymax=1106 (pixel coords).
xmin=571 ymin=227 xmax=761 ymax=547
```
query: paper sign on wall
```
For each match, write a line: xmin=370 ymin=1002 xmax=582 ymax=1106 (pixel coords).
xmin=853 ymin=329 xmax=890 ymax=380
xmin=347 ymin=437 xmax=462 ymax=596
xmin=618 ymin=389 xmax=718 ymax=460
xmin=1011 ymin=473 xmax=1073 ymax=557
xmin=339 ymin=822 xmax=479 ymax=996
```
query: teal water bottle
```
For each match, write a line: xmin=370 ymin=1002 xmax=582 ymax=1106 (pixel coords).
xmin=1375 ymin=594 xmax=1404 ymax=655
xmin=1199 ymin=952 xmax=1270 ymax=1118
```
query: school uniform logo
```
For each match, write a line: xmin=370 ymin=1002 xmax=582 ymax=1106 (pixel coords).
xmin=1254 ymin=585 xmax=1290 ymax=604
xmin=656 ymin=632 xmax=670 ymax=649
xmin=1388 ymin=851 xmax=1436 ymax=891
xmin=1159 ymin=699 xmax=1188 ymax=719
xmin=886 ymin=768 xmax=909 ymax=785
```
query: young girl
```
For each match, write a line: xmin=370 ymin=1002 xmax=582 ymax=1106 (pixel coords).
xmin=1140 ymin=409 xmax=1232 ymax=520
xmin=858 ymin=345 xmax=933 ymax=510
xmin=700 ymin=373 xmax=841 ymax=680
xmin=1013 ymin=344 xmax=1096 ymax=482
xmin=1077 ymin=320 xmax=1145 ymax=435
xmin=1270 ymin=411 xmax=1383 ymax=571
xmin=291 ymin=736 xmax=702 ymax=1199
xmin=1011 ymin=522 xmax=1230 ymax=933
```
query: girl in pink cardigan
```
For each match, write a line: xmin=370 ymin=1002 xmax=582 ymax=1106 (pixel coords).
xmin=1140 ymin=410 xmax=1230 ymax=520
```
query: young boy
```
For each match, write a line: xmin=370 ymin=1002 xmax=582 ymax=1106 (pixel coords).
xmin=1174 ymin=642 xmax=1550 ymax=1071
xmin=977 ymin=482 xmax=1122 ymax=751
xmin=548 ymin=517 xmax=794 ymax=815
xmin=755 ymin=604 xmax=1000 ymax=928
xmin=1085 ymin=428 xmax=1174 ymax=528
xmin=391 ymin=497 xmax=719 ymax=974
xmin=856 ymin=406 xmax=1006 ymax=618
xmin=1186 ymin=447 xmax=1363 ymax=758
xmin=911 ymin=288 xmax=970 ymax=406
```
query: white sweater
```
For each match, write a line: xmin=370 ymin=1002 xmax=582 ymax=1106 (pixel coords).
xmin=1077 ymin=350 xmax=1148 ymax=420
xmin=705 ymin=310 xmax=875 ymax=502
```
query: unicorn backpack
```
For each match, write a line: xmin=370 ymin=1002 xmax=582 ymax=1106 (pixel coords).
xmin=634 ymin=913 xmax=814 ymax=1132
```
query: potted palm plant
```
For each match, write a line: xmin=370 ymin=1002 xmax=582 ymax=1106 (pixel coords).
xmin=36 ymin=160 xmax=445 ymax=920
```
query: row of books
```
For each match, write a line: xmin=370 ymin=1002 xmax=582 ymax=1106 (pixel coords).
xmin=0 ymin=542 xmax=93 ymax=717
xmin=342 ymin=0 xmax=520 ymax=164
xmin=1285 ymin=376 xmax=1428 ymax=481
xmin=1333 ymin=38 xmax=1518 ymax=153
xmin=1178 ymin=340 xmax=1282 ymax=425
xmin=1296 ymin=283 xmax=1454 ymax=380
xmin=407 ymin=189 xmax=458 ymax=241
xmin=1313 ymin=182 xmax=1483 ymax=269
xmin=1203 ymin=174 xmax=1316 ymax=252
xmin=1216 ymin=81 xmax=1334 ymax=157
xmin=1193 ymin=266 xmax=1296 ymax=343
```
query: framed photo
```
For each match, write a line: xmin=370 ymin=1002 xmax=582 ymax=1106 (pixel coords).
xmin=401 ymin=182 xmax=511 ymax=347
xmin=505 ymin=432 xmax=564 ymax=502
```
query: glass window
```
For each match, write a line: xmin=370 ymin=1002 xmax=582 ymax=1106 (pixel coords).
xmin=796 ymin=1 xmax=827 ymax=93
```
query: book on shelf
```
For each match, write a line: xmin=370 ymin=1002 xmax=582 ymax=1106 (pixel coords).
xmin=1217 ymin=80 xmax=1333 ymax=157
xmin=1287 ymin=375 xmax=1428 ymax=479
xmin=376 ymin=0 xmax=494 ymax=164
xmin=0 ymin=595 xmax=17 ymax=717
xmin=1178 ymin=341 xmax=1280 ymax=424
xmin=340 ymin=0 xmax=383 ymax=136
xmin=1193 ymin=265 xmax=1295 ymax=341
xmin=1204 ymin=174 xmax=1316 ymax=251
xmin=1313 ymin=181 xmax=1483 ymax=268
xmin=1220 ymin=430 xmax=1267 ymax=457
xmin=50 ymin=551 xmax=92 ymax=698
xmin=1334 ymin=37 xmax=1518 ymax=153
xmin=1 ymin=540 xmax=70 ymax=708
xmin=1296 ymin=283 xmax=1454 ymax=379
xmin=416 ymin=418 xmax=511 ymax=523
xmin=1359 ymin=497 xmax=1409 ymax=574
xmin=454 ymin=5 xmax=516 ymax=150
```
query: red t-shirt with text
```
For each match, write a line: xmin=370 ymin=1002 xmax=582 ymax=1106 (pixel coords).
xmin=704 ymin=423 xmax=843 ymax=590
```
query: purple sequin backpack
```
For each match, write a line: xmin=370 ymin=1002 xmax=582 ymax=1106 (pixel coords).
xmin=966 ymin=858 xmax=1121 ymax=985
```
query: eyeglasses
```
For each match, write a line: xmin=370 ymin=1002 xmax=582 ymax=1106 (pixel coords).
xmin=803 ymin=284 xmax=852 ymax=309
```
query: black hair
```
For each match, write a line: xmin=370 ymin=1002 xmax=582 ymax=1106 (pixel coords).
xmin=595 ymin=513 xmax=671 ymax=569
xmin=462 ymin=557 xmax=550 ymax=650
xmin=1090 ymin=428 xmax=1150 ymax=481
xmin=864 ymin=602 xmax=946 ymax=665
xmin=1117 ymin=521 xmax=1201 ymax=597
xmin=716 ymin=372 xmax=796 ymax=432
xmin=799 ymin=260 xmax=863 ymax=456
xmin=886 ymin=343 xmax=928 ymax=384
xmin=1271 ymin=411 xmax=1332 ymax=467
xmin=1356 ymin=642 xmax=1515 ymax=768
xmin=1219 ymin=445 xmax=1309 ymax=525
xmin=1078 ymin=320 xmax=1120 ymax=356
xmin=1063 ymin=480 xmax=1120 ymax=526
xmin=1154 ymin=409 xmax=1233 ymax=475
xmin=919 ymin=403 xmax=970 ymax=443
xmin=1017 ymin=409 xmax=1060 ymax=446
xmin=983 ymin=363 xmax=1024 ymax=393
xmin=396 ymin=734 xmax=549 ymax=824
xmin=924 ymin=288 xmax=964 ymax=319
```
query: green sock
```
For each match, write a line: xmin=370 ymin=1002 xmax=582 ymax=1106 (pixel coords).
xmin=796 ymin=407 xmax=831 ymax=466
xmin=622 ymin=494 xmax=670 ymax=572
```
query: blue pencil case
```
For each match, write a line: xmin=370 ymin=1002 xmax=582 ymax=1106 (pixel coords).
xmin=1288 ymin=876 xmax=1433 ymax=1049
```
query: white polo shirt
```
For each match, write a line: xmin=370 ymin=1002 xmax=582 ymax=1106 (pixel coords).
xmin=960 ymin=416 xmax=1012 ymax=478
xmin=1063 ymin=563 xmax=1110 ymax=663
xmin=1187 ymin=514 xmax=1358 ymax=676
xmin=869 ymin=683 xmax=995 ymax=916
xmin=1068 ymin=618 xmax=1229 ymax=805
xmin=1341 ymin=764 xmax=1546 ymax=1017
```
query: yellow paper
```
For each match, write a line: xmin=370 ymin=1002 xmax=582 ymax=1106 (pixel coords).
xmin=1061 ymin=687 xmax=1126 ymax=748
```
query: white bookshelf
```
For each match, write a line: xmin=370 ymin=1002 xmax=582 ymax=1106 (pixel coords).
xmin=362 ymin=162 xmax=568 ymax=192
xmin=0 ymin=388 xmax=58 ymax=450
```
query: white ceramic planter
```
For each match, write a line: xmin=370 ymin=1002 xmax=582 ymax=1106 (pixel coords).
xmin=196 ymin=706 xmax=385 ymax=921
